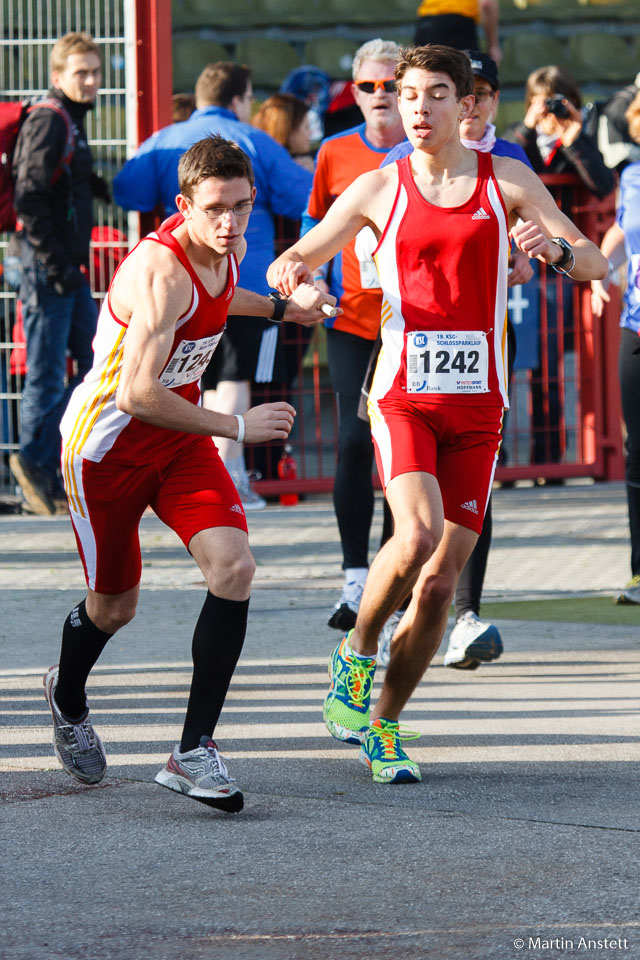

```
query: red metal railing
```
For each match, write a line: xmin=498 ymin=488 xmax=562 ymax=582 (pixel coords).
xmin=250 ymin=177 xmax=624 ymax=496
xmin=496 ymin=176 xmax=623 ymax=485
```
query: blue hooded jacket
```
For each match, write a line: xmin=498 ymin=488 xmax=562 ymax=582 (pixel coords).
xmin=113 ymin=106 xmax=312 ymax=294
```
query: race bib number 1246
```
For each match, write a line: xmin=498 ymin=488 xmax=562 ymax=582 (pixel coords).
xmin=406 ymin=330 xmax=489 ymax=394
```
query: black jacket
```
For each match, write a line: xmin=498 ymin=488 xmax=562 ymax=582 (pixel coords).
xmin=507 ymin=122 xmax=615 ymax=199
xmin=12 ymin=88 xmax=94 ymax=277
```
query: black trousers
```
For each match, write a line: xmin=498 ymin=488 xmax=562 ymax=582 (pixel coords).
xmin=327 ymin=327 xmax=377 ymax=570
xmin=619 ymin=326 xmax=640 ymax=577
xmin=455 ymin=322 xmax=517 ymax=617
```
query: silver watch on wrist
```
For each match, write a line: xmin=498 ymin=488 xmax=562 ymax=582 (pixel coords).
xmin=549 ymin=237 xmax=575 ymax=275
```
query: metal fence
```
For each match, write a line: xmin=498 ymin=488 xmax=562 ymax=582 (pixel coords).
xmin=0 ymin=0 xmax=132 ymax=497
xmin=496 ymin=176 xmax=624 ymax=487
xmin=250 ymin=178 xmax=624 ymax=496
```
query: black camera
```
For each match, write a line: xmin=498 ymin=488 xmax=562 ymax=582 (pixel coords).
xmin=545 ymin=94 xmax=570 ymax=119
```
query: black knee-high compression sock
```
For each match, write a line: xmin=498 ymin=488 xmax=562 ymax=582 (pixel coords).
xmin=55 ymin=600 xmax=113 ymax=720
xmin=179 ymin=591 xmax=249 ymax=753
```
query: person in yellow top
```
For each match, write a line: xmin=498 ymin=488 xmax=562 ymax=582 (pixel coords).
xmin=415 ymin=0 xmax=501 ymax=65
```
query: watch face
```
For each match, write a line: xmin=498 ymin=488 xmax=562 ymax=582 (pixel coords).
xmin=551 ymin=238 xmax=574 ymax=273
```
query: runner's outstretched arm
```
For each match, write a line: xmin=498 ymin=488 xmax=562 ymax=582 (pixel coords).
xmin=229 ymin=283 xmax=339 ymax=323
xmin=267 ymin=169 xmax=383 ymax=296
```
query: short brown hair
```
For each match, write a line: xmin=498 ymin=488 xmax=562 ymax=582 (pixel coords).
xmin=625 ymin=90 xmax=640 ymax=145
xmin=252 ymin=94 xmax=309 ymax=149
xmin=178 ymin=135 xmax=254 ymax=200
xmin=524 ymin=65 xmax=582 ymax=111
xmin=172 ymin=93 xmax=196 ymax=123
xmin=396 ymin=45 xmax=474 ymax=99
xmin=195 ymin=62 xmax=251 ymax=109
xmin=50 ymin=32 xmax=101 ymax=74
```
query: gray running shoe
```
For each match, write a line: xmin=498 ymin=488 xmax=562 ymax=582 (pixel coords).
xmin=155 ymin=736 xmax=244 ymax=812
xmin=229 ymin=466 xmax=266 ymax=511
xmin=43 ymin=666 xmax=107 ymax=785
xmin=616 ymin=575 xmax=640 ymax=605
xmin=377 ymin=608 xmax=404 ymax=667
xmin=443 ymin=611 xmax=503 ymax=669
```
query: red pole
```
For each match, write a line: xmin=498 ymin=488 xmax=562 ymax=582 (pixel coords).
xmin=600 ymin=288 xmax=625 ymax=481
xmin=135 ymin=0 xmax=173 ymax=236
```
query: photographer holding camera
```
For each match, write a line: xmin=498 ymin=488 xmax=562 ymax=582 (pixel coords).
xmin=508 ymin=65 xmax=613 ymax=196
xmin=506 ymin=65 xmax=614 ymax=472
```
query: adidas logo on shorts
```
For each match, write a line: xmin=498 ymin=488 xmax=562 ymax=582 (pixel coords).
xmin=461 ymin=499 xmax=479 ymax=514
xmin=230 ymin=503 xmax=243 ymax=514
xmin=471 ymin=206 xmax=491 ymax=220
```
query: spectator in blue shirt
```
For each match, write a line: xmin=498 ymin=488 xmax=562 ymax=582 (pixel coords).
xmin=591 ymin=90 xmax=640 ymax=605
xmin=114 ymin=62 xmax=313 ymax=507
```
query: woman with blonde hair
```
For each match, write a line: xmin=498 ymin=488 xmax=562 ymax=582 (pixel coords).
xmin=591 ymin=90 xmax=640 ymax=604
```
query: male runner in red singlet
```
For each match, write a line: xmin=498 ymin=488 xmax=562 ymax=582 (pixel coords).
xmin=44 ymin=136 xmax=336 ymax=812
xmin=268 ymin=46 xmax=607 ymax=785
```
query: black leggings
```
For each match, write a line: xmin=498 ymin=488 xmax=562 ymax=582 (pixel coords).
xmin=455 ymin=323 xmax=516 ymax=617
xmin=619 ymin=326 xmax=640 ymax=577
xmin=455 ymin=496 xmax=493 ymax=619
xmin=327 ymin=327 xmax=377 ymax=570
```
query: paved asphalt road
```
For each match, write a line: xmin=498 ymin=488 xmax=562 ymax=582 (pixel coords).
xmin=1 ymin=483 xmax=638 ymax=960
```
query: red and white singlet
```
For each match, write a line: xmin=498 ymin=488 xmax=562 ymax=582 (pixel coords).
xmin=61 ymin=212 xmax=238 ymax=475
xmin=370 ymin=152 xmax=510 ymax=412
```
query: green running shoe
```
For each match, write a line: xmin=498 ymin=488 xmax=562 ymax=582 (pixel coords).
xmin=360 ymin=718 xmax=422 ymax=784
xmin=323 ymin=633 xmax=376 ymax=744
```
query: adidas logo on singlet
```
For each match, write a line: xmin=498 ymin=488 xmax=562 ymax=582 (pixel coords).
xmin=471 ymin=206 xmax=491 ymax=220
xmin=461 ymin=499 xmax=479 ymax=514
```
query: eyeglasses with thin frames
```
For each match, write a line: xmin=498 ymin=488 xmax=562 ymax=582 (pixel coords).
xmin=355 ymin=77 xmax=396 ymax=94
xmin=473 ymin=90 xmax=496 ymax=103
xmin=192 ymin=200 xmax=254 ymax=221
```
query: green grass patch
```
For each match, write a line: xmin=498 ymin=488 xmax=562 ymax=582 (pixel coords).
xmin=479 ymin=597 xmax=640 ymax=626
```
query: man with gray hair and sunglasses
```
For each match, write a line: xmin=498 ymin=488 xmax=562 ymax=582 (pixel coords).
xmin=304 ymin=39 xmax=406 ymax=634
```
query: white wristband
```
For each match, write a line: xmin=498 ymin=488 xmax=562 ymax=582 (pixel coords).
xmin=234 ymin=414 xmax=245 ymax=444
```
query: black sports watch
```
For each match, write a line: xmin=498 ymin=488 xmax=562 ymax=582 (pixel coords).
xmin=267 ymin=291 xmax=288 ymax=323
xmin=549 ymin=237 xmax=575 ymax=274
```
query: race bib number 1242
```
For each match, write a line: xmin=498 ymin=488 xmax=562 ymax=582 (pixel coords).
xmin=406 ymin=330 xmax=489 ymax=394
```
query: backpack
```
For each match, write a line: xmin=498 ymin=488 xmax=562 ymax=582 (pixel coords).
xmin=584 ymin=85 xmax=640 ymax=172
xmin=0 ymin=97 xmax=75 ymax=232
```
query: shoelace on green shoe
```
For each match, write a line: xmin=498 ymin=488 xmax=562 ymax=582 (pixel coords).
xmin=369 ymin=722 xmax=420 ymax=759
xmin=344 ymin=660 xmax=374 ymax=708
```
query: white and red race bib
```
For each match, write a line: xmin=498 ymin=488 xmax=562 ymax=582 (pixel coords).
xmin=406 ymin=330 xmax=489 ymax=395
xmin=159 ymin=333 xmax=224 ymax=388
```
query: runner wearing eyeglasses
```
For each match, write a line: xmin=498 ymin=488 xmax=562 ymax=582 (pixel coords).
xmin=44 ymin=136 xmax=337 ymax=810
